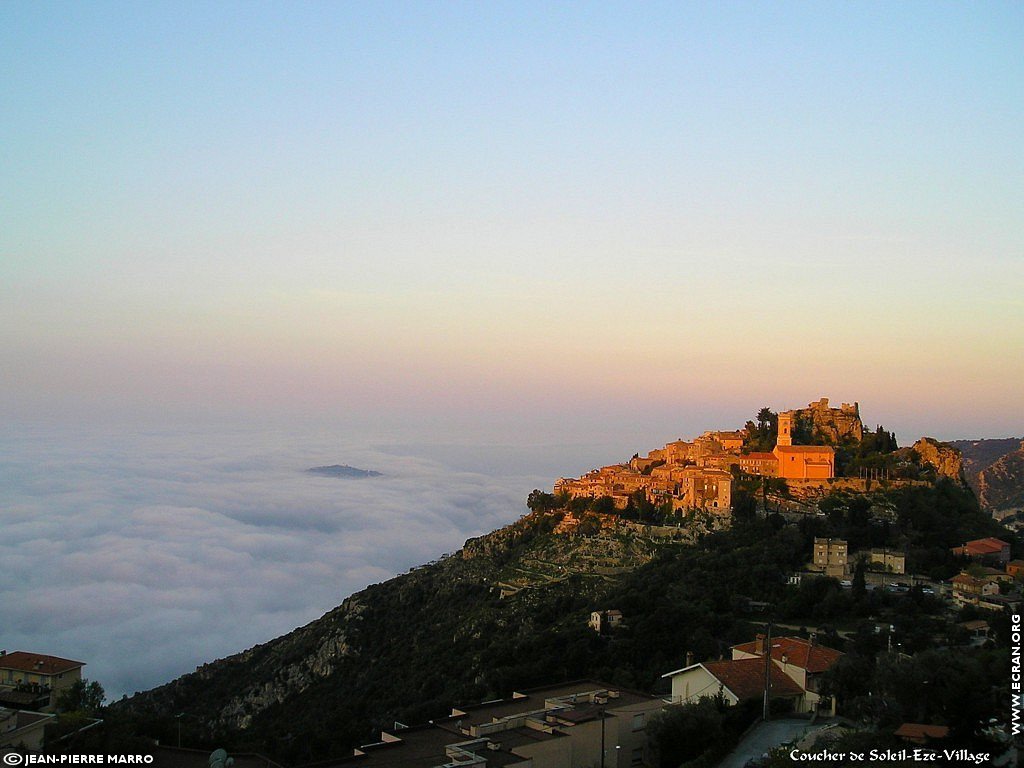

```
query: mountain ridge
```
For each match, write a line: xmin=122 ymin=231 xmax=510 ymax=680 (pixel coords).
xmin=950 ymin=438 xmax=1024 ymax=517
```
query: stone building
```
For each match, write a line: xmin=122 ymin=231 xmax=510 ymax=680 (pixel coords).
xmin=813 ymin=538 xmax=848 ymax=578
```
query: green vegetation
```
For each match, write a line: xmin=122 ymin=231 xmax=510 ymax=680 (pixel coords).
xmin=812 ymin=479 xmax=1003 ymax=579
xmin=648 ymin=695 xmax=759 ymax=768
xmin=834 ymin=425 xmax=905 ymax=477
xmin=55 ymin=679 xmax=105 ymax=715
xmin=822 ymin=646 xmax=1009 ymax=741
xmin=743 ymin=407 xmax=778 ymax=452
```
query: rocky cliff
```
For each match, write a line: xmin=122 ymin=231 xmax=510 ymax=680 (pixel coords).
xmin=975 ymin=443 xmax=1024 ymax=515
xmin=793 ymin=397 xmax=864 ymax=444
xmin=912 ymin=437 xmax=964 ymax=481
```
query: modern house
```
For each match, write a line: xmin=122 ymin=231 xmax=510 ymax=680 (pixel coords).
xmin=663 ymin=635 xmax=844 ymax=717
xmin=588 ymin=610 xmax=624 ymax=634
xmin=0 ymin=652 xmax=85 ymax=711
xmin=812 ymin=538 xmax=848 ymax=578
xmin=0 ymin=708 xmax=55 ymax=750
xmin=661 ymin=658 xmax=804 ymax=709
xmin=731 ymin=635 xmax=843 ymax=716
xmin=950 ymin=573 xmax=1000 ymax=607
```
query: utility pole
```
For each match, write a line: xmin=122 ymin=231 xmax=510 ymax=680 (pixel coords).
xmin=762 ymin=621 xmax=773 ymax=721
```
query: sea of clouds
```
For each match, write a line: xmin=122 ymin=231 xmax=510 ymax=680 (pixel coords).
xmin=0 ymin=422 xmax=615 ymax=699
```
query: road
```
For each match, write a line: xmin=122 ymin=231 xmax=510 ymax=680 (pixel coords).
xmin=718 ymin=719 xmax=834 ymax=768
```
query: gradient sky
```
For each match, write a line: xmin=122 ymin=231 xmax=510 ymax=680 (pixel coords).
xmin=2 ymin=1 xmax=1022 ymax=442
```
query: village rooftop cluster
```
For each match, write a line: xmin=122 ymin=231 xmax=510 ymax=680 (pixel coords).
xmin=555 ymin=399 xmax=851 ymax=516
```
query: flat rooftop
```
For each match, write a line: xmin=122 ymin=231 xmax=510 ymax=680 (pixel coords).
xmin=453 ymin=680 xmax=656 ymax=727
xmin=312 ymin=723 xmax=543 ymax=768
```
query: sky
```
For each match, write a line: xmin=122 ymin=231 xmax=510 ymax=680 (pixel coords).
xmin=0 ymin=1 xmax=1023 ymax=698
xmin=0 ymin=1 xmax=1021 ymax=440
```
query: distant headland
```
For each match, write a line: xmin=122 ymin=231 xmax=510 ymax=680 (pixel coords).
xmin=305 ymin=464 xmax=382 ymax=479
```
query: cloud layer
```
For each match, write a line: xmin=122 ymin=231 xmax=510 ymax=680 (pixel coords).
xmin=0 ymin=423 xmax=570 ymax=698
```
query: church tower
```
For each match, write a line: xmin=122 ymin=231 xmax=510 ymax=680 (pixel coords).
xmin=777 ymin=412 xmax=793 ymax=446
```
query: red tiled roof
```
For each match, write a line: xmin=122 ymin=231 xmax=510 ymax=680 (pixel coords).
xmin=732 ymin=636 xmax=843 ymax=674
xmin=894 ymin=723 xmax=949 ymax=742
xmin=774 ymin=445 xmax=835 ymax=454
xmin=0 ymin=652 xmax=85 ymax=676
xmin=951 ymin=573 xmax=983 ymax=586
xmin=953 ymin=537 xmax=1009 ymax=556
xmin=702 ymin=658 xmax=804 ymax=701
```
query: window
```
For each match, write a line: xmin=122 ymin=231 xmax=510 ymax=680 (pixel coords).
xmin=632 ymin=712 xmax=645 ymax=730
xmin=631 ymin=747 xmax=644 ymax=765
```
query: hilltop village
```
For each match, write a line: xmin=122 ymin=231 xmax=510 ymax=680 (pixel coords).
xmin=554 ymin=398 xmax=861 ymax=519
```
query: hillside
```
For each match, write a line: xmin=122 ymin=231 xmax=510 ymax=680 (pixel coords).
xmin=951 ymin=438 xmax=1024 ymax=516
xmin=114 ymin=511 xmax=666 ymax=759
xmin=109 ymin=476 xmax=1003 ymax=763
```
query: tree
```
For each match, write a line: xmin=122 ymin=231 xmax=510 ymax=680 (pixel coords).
xmin=852 ymin=556 xmax=867 ymax=601
xmin=56 ymin=679 xmax=105 ymax=715
xmin=793 ymin=414 xmax=815 ymax=444
xmin=526 ymin=489 xmax=558 ymax=513
xmin=647 ymin=696 xmax=727 ymax=767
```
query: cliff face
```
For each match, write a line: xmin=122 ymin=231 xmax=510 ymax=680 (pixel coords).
xmin=950 ymin=438 xmax=1024 ymax=517
xmin=953 ymin=438 xmax=1022 ymax=479
xmin=132 ymin=596 xmax=363 ymax=732
xmin=794 ymin=398 xmax=864 ymax=444
xmin=913 ymin=437 xmax=964 ymax=481
xmin=974 ymin=442 xmax=1024 ymax=516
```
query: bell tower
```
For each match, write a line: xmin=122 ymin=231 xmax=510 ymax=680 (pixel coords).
xmin=777 ymin=412 xmax=793 ymax=446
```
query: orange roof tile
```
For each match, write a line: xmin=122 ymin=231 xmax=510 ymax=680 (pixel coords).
xmin=951 ymin=573 xmax=976 ymax=583
xmin=0 ymin=652 xmax=85 ymax=676
xmin=702 ymin=658 xmax=804 ymax=701
xmin=954 ymin=537 xmax=1009 ymax=556
xmin=732 ymin=636 xmax=843 ymax=674
xmin=774 ymin=445 xmax=836 ymax=454
xmin=894 ymin=723 xmax=949 ymax=742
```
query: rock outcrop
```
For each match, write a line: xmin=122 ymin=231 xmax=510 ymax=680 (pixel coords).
xmin=912 ymin=437 xmax=964 ymax=481
xmin=792 ymin=397 xmax=864 ymax=444
xmin=129 ymin=596 xmax=362 ymax=732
